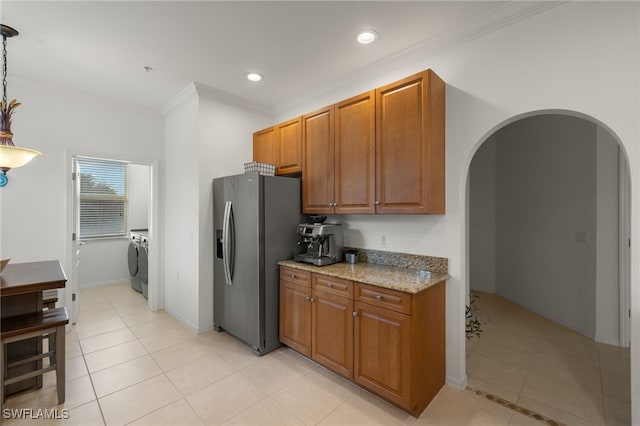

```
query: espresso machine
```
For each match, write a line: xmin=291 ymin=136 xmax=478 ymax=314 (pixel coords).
xmin=294 ymin=222 xmax=344 ymax=266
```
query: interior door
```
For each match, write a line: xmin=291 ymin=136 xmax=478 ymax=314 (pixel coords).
xmin=70 ymin=158 xmax=82 ymax=324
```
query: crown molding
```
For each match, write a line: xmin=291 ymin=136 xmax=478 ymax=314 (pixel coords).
xmin=162 ymin=82 xmax=198 ymax=117
xmin=193 ymin=82 xmax=272 ymax=116
xmin=273 ymin=1 xmax=565 ymax=117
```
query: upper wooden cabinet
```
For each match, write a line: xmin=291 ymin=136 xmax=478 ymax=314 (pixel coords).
xmin=252 ymin=117 xmax=302 ymax=175
xmin=302 ymin=91 xmax=376 ymax=214
xmin=276 ymin=117 xmax=302 ymax=175
xmin=259 ymin=68 xmax=445 ymax=213
xmin=334 ymin=91 xmax=376 ymax=214
xmin=302 ymin=106 xmax=334 ymax=214
xmin=376 ymin=69 xmax=445 ymax=214
xmin=252 ymin=126 xmax=277 ymax=166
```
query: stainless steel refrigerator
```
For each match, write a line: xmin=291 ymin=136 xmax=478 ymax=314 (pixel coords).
xmin=213 ymin=172 xmax=302 ymax=355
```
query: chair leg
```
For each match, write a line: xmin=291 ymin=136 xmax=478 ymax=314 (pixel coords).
xmin=54 ymin=326 xmax=65 ymax=404
xmin=48 ymin=332 xmax=56 ymax=367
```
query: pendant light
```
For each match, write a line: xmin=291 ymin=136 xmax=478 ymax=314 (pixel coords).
xmin=0 ymin=24 xmax=41 ymax=187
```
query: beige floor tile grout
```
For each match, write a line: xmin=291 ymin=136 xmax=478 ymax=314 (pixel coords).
xmin=79 ymin=283 xmax=223 ymax=425
xmin=5 ymin=283 xmax=628 ymax=425
xmin=468 ymin=291 xmax=629 ymax=426
xmin=76 ymin=322 xmax=108 ymax=426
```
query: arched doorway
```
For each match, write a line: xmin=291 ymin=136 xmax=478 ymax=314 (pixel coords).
xmin=465 ymin=111 xmax=631 ymax=424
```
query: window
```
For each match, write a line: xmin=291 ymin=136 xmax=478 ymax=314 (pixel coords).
xmin=74 ymin=156 xmax=128 ymax=239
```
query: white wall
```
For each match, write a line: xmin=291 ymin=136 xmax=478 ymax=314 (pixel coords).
xmin=469 ymin=116 xmax=622 ymax=344
xmin=469 ymin=135 xmax=496 ymax=294
xmin=0 ymin=77 xmax=163 ymax=312
xmin=495 ymin=115 xmax=597 ymax=337
xmin=271 ymin=2 xmax=639 ymax=402
xmin=162 ymin=83 xmax=271 ymax=333
xmin=77 ymin=163 xmax=150 ymax=289
xmin=197 ymin=86 xmax=272 ymax=332
xmin=78 ymin=239 xmax=129 ymax=288
xmin=129 ymin=163 xmax=150 ymax=230
xmin=596 ymin=127 xmax=621 ymax=345
xmin=162 ymin=84 xmax=200 ymax=331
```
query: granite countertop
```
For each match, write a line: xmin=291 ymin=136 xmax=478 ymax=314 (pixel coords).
xmin=278 ymin=260 xmax=449 ymax=294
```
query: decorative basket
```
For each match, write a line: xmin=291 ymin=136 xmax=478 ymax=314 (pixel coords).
xmin=243 ymin=161 xmax=275 ymax=176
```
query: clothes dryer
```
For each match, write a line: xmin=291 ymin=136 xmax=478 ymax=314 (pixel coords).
xmin=139 ymin=236 xmax=149 ymax=299
xmin=128 ymin=229 xmax=148 ymax=294
xmin=128 ymin=236 xmax=141 ymax=293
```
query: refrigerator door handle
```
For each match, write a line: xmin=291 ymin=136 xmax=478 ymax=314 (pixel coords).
xmin=222 ymin=200 xmax=234 ymax=285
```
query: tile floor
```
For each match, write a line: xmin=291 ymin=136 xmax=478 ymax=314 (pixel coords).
xmin=1 ymin=283 xmax=631 ymax=425
xmin=466 ymin=291 xmax=631 ymax=426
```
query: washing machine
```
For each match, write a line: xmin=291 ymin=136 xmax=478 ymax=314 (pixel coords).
xmin=138 ymin=235 xmax=149 ymax=299
xmin=128 ymin=229 xmax=148 ymax=295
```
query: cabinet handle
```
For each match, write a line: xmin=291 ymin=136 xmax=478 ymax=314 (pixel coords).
xmin=327 ymin=283 xmax=333 ymax=288
xmin=333 ymin=202 xmax=338 ymax=207
xmin=291 ymin=274 xmax=296 ymax=278
xmin=374 ymin=200 xmax=380 ymax=205
xmin=305 ymin=296 xmax=311 ymax=302
xmin=328 ymin=203 xmax=332 ymax=207
xmin=375 ymin=295 xmax=383 ymax=301
xmin=353 ymin=311 xmax=358 ymax=317
xmin=310 ymin=297 xmax=314 ymax=303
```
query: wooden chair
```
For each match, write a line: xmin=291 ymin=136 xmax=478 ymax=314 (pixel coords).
xmin=42 ymin=289 xmax=58 ymax=310
xmin=42 ymin=297 xmax=58 ymax=310
xmin=0 ymin=307 xmax=69 ymax=406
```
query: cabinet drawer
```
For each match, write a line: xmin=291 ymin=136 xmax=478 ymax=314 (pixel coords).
xmin=313 ymin=274 xmax=353 ymax=299
xmin=280 ymin=267 xmax=311 ymax=287
xmin=355 ymin=283 xmax=411 ymax=315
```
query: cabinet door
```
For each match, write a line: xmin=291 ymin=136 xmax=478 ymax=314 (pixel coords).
xmin=354 ymin=301 xmax=411 ymax=408
xmin=375 ymin=69 xmax=445 ymax=214
xmin=253 ymin=126 xmax=277 ymax=166
xmin=334 ymin=91 xmax=376 ymax=214
xmin=277 ymin=117 xmax=302 ymax=175
xmin=279 ymin=281 xmax=312 ymax=357
xmin=302 ymin=106 xmax=334 ymax=214
xmin=312 ymin=290 xmax=354 ymax=379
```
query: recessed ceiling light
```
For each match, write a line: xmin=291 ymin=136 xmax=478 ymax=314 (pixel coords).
xmin=357 ymin=30 xmax=377 ymax=44
xmin=246 ymin=72 xmax=263 ymax=82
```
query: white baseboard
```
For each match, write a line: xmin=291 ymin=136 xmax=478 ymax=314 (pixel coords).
xmin=79 ymin=278 xmax=131 ymax=289
xmin=595 ymin=332 xmax=625 ymax=347
xmin=163 ymin=305 xmax=203 ymax=335
xmin=446 ymin=373 xmax=468 ymax=390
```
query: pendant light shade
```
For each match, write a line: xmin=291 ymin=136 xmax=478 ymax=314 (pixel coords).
xmin=0 ymin=145 xmax=41 ymax=169
xmin=0 ymin=23 xmax=41 ymax=187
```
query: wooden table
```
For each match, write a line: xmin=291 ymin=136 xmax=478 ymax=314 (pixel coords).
xmin=1 ymin=260 xmax=67 ymax=394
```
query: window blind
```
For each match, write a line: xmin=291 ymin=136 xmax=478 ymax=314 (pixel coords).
xmin=76 ymin=157 xmax=128 ymax=239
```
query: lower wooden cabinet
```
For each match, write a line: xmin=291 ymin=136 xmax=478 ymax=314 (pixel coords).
xmin=279 ymin=267 xmax=354 ymax=378
xmin=354 ymin=301 xmax=411 ymax=406
xmin=279 ymin=266 xmax=446 ymax=417
xmin=279 ymin=269 xmax=312 ymax=357
xmin=312 ymin=278 xmax=354 ymax=378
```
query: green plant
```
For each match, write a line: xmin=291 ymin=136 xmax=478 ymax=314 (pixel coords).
xmin=465 ymin=291 xmax=484 ymax=340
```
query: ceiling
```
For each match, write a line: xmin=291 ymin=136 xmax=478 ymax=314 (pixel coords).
xmin=1 ymin=1 xmax=558 ymax=112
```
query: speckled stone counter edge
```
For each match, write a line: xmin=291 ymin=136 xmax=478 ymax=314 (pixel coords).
xmin=278 ymin=260 xmax=449 ymax=294
xmin=344 ymin=247 xmax=448 ymax=274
